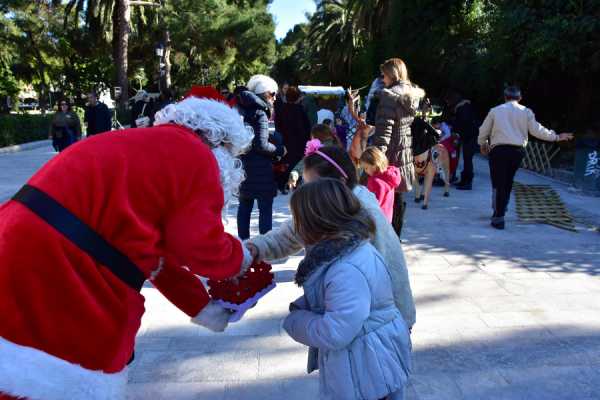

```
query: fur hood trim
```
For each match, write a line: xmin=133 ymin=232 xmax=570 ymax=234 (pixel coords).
xmin=295 ymin=228 xmax=367 ymax=286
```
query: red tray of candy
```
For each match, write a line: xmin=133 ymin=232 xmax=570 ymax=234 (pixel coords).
xmin=208 ymin=261 xmax=276 ymax=322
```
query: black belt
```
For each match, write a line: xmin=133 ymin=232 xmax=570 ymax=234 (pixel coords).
xmin=12 ymin=185 xmax=145 ymax=292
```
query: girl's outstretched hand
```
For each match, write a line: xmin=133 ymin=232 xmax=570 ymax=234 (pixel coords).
xmin=245 ymin=242 xmax=258 ymax=262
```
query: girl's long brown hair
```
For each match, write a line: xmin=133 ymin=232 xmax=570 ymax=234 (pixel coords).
xmin=380 ymin=58 xmax=409 ymax=83
xmin=290 ymin=178 xmax=375 ymax=245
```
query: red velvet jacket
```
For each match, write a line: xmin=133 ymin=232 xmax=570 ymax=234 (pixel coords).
xmin=0 ymin=125 xmax=244 ymax=383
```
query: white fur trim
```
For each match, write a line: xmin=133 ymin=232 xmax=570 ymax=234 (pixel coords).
xmin=0 ymin=336 xmax=127 ymax=400
xmin=190 ymin=301 xmax=229 ymax=332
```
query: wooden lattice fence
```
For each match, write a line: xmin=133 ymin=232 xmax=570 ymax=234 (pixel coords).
xmin=522 ymin=139 xmax=561 ymax=176
xmin=514 ymin=183 xmax=577 ymax=231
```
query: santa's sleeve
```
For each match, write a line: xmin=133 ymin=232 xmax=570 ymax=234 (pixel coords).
xmin=162 ymin=145 xmax=252 ymax=282
xmin=150 ymin=261 xmax=210 ymax=317
xmin=163 ymin=190 xmax=251 ymax=281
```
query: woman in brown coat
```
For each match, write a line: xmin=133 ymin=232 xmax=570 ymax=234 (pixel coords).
xmin=372 ymin=58 xmax=425 ymax=237
xmin=49 ymin=100 xmax=82 ymax=152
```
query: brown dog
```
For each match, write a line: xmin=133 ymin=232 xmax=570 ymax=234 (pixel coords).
xmin=413 ymin=144 xmax=451 ymax=209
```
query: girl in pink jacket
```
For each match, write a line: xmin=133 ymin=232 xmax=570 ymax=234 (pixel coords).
xmin=360 ymin=147 xmax=402 ymax=223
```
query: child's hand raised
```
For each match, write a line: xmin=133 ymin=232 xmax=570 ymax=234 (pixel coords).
xmin=245 ymin=242 xmax=259 ymax=262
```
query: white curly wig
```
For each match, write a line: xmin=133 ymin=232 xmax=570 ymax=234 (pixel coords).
xmin=154 ymin=97 xmax=253 ymax=203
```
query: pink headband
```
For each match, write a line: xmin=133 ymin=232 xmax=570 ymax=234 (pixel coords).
xmin=304 ymin=139 xmax=349 ymax=179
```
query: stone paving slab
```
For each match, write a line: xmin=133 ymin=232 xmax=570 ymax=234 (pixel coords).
xmin=0 ymin=144 xmax=55 ymax=201
xmin=2 ymin=144 xmax=600 ymax=399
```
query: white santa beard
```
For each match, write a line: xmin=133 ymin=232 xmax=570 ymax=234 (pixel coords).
xmin=212 ymin=147 xmax=244 ymax=206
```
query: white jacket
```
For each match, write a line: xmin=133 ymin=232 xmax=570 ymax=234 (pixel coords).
xmin=478 ymin=101 xmax=559 ymax=148
xmin=248 ymin=185 xmax=416 ymax=327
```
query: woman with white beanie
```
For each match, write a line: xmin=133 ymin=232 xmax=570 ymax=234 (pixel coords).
xmin=236 ymin=74 xmax=285 ymax=240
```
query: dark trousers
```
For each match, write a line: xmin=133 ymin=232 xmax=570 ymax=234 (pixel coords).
xmin=391 ymin=191 xmax=406 ymax=237
xmin=52 ymin=134 xmax=73 ymax=152
xmin=237 ymin=194 xmax=274 ymax=240
xmin=489 ymin=145 xmax=525 ymax=218
xmin=460 ymin=134 xmax=477 ymax=183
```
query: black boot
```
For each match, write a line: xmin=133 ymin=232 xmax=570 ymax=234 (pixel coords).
xmin=456 ymin=175 xmax=473 ymax=190
xmin=491 ymin=216 xmax=505 ymax=230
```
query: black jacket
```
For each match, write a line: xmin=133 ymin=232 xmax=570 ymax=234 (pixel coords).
xmin=238 ymin=91 xmax=284 ymax=197
xmin=275 ymin=102 xmax=311 ymax=164
xmin=411 ymin=117 xmax=440 ymax=156
xmin=451 ymin=100 xmax=479 ymax=139
xmin=84 ymin=102 xmax=112 ymax=135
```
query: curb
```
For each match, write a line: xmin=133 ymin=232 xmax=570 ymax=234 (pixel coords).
xmin=0 ymin=140 xmax=51 ymax=154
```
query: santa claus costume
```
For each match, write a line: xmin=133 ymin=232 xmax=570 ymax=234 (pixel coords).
xmin=0 ymin=96 xmax=254 ymax=400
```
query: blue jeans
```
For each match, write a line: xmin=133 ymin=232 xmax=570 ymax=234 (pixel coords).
xmin=237 ymin=194 xmax=274 ymax=240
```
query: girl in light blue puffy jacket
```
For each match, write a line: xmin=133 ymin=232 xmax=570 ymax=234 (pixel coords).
xmin=283 ymin=178 xmax=412 ymax=400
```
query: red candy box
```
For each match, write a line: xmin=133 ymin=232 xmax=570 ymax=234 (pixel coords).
xmin=208 ymin=261 xmax=276 ymax=322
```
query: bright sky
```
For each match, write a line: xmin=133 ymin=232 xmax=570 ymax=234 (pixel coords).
xmin=269 ymin=0 xmax=316 ymax=40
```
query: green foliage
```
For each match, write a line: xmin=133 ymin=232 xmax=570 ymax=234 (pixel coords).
xmin=165 ymin=0 xmax=276 ymax=88
xmin=6 ymin=2 xmax=65 ymax=109
xmin=279 ymin=0 xmax=600 ymax=130
xmin=480 ymin=0 xmax=600 ymax=129
xmin=0 ymin=114 xmax=53 ymax=147
xmin=3 ymin=0 xmax=276 ymax=108
xmin=271 ymin=23 xmax=320 ymax=84
xmin=0 ymin=60 xmax=19 ymax=100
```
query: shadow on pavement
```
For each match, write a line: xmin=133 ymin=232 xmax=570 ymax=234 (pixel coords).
xmin=128 ymin=323 xmax=600 ymax=400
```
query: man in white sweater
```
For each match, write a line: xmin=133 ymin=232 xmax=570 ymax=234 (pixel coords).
xmin=478 ymin=86 xmax=573 ymax=229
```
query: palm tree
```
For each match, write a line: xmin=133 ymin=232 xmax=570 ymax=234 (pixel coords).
xmin=346 ymin=0 xmax=393 ymax=38
xmin=62 ymin=0 xmax=160 ymax=105
xmin=308 ymin=0 xmax=361 ymax=81
xmin=114 ymin=0 xmax=130 ymax=105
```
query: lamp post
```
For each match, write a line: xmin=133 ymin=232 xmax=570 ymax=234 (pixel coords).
xmin=155 ymin=43 xmax=165 ymax=91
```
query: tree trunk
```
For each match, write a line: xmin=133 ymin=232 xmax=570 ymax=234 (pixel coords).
xmin=163 ymin=30 xmax=172 ymax=90
xmin=24 ymin=30 xmax=49 ymax=113
xmin=114 ymin=0 xmax=130 ymax=105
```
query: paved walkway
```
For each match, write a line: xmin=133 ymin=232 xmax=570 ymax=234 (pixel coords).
xmin=2 ymin=145 xmax=600 ymax=399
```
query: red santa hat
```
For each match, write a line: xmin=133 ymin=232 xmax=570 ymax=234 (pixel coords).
xmin=184 ymin=85 xmax=227 ymax=103
xmin=154 ymin=96 xmax=253 ymax=203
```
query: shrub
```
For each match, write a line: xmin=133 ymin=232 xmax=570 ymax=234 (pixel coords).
xmin=0 ymin=114 xmax=54 ymax=147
